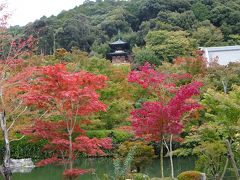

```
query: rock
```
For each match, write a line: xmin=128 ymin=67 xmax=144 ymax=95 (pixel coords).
xmin=200 ymin=173 xmax=206 ymax=180
xmin=9 ymin=158 xmax=35 ymax=173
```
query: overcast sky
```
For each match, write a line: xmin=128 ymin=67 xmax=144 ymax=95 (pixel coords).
xmin=4 ymin=0 xmax=84 ymax=26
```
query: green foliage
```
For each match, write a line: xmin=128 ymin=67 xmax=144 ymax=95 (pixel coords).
xmin=177 ymin=171 xmax=202 ymax=180
xmin=178 ymin=86 xmax=240 ymax=176
xmin=132 ymin=47 xmax=160 ymax=67
xmin=145 ymin=30 xmax=196 ymax=62
xmin=192 ymin=2 xmax=210 ymax=21
xmin=91 ymin=41 xmax=110 ymax=58
xmin=99 ymin=98 xmax=132 ymax=130
xmin=201 ymin=86 xmax=240 ymax=127
xmin=11 ymin=0 xmax=240 ymax=56
xmin=132 ymin=173 xmax=150 ymax=180
xmin=192 ymin=24 xmax=224 ymax=47
xmin=193 ymin=141 xmax=227 ymax=177
xmin=0 ymin=137 xmax=50 ymax=161
xmin=113 ymin=146 xmax=136 ymax=180
xmin=86 ymin=130 xmax=133 ymax=144
xmin=205 ymin=62 xmax=240 ymax=92
xmin=117 ymin=140 xmax=156 ymax=172
xmin=158 ymin=10 xmax=197 ymax=30
xmin=228 ymin=34 xmax=240 ymax=44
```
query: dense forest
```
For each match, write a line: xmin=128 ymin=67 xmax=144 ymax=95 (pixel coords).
xmin=8 ymin=0 xmax=240 ymax=58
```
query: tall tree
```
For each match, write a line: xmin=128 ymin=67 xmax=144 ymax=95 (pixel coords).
xmin=128 ymin=63 xmax=202 ymax=178
xmin=21 ymin=64 xmax=112 ymax=178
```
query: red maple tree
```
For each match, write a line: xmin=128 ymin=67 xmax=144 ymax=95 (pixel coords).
xmin=0 ymin=5 xmax=37 ymax=179
xmin=21 ymin=64 xmax=112 ymax=178
xmin=128 ymin=63 xmax=202 ymax=178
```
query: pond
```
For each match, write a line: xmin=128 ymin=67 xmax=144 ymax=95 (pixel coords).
xmin=1 ymin=157 xmax=196 ymax=180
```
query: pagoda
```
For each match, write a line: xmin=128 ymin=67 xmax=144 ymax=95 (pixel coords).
xmin=106 ymin=38 xmax=131 ymax=64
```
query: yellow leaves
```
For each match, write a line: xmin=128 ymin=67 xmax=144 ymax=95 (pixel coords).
xmin=55 ymin=48 xmax=68 ymax=59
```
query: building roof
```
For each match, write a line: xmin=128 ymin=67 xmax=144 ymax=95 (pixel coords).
xmin=109 ymin=39 xmax=127 ymax=45
xmin=200 ymin=45 xmax=240 ymax=52
xmin=109 ymin=39 xmax=129 ymax=50
xmin=200 ymin=45 xmax=240 ymax=65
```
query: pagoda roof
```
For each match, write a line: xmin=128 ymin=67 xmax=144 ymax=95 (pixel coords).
xmin=106 ymin=51 xmax=128 ymax=60
xmin=109 ymin=39 xmax=127 ymax=45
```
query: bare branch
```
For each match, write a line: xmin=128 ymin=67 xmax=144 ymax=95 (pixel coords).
xmin=9 ymin=135 xmax=25 ymax=143
xmin=7 ymin=106 xmax=27 ymax=132
xmin=39 ymin=110 xmax=48 ymax=119
xmin=0 ymin=86 xmax=5 ymax=108
xmin=9 ymin=100 xmax=23 ymax=116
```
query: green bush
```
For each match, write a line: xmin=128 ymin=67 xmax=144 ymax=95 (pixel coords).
xmin=117 ymin=140 xmax=156 ymax=172
xmin=0 ymin=137 xmax=50 ymax=162
xmin=132 ymin=173 xmax=150 ymax=180
xmin=177 ymin=171 xmax=202 ymax=180
xmin=86 ymin=130 xmax=133 ymax=144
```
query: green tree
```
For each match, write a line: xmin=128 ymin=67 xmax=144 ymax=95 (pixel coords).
xmin=205 ymin=62 xmax=240 ymax=92
xmin=192 ymin=24 xmax=224 ymax=47
xmin=132 ymin=47 xmax=160 ymax=67
xmin=194 ymin=141 xmax=227 ymax=179
xmin=192 ymin=2 xmax=210 ymax=21
xmin=145 ymin=30 xmax=196 ymax=62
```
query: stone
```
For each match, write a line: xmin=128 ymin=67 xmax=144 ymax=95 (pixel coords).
xmin=9 ymin=158 xmax=35 ymax=173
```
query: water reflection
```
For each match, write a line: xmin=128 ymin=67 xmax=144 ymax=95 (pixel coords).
xmin=1 ymin=157 xmax=196 ymax=180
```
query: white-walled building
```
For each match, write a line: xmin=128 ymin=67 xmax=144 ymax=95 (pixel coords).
xmin=200 ymin=46 xmax=240 ymax=65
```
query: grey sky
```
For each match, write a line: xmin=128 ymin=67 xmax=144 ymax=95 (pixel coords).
xmin=4 ymin=0 xmax=84 ymax=26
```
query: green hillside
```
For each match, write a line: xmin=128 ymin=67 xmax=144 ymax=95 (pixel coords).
xmin=9 ymin=0 xmax=240 ymax=57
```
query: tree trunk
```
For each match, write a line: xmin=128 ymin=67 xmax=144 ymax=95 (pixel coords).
xmin=0 ymin=111 xmax=12 ymax=180
xmin=169 ymin=134 xmax=175 ymax=179
xmin=69 ymin=132 xmax=73 ymax=170
xmin=222 ymin=80 xmax=228 ymax=94
xmin=220 ymin=157 xmax=228 ymax=180
xmin=160 ymin=140 xmax=164 ymax=178
xmin=225 ymin=140 xmax=240 ymax=179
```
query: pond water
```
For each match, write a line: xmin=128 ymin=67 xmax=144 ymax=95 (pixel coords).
xmin=0 ymin=157 xmax=196 ymax=180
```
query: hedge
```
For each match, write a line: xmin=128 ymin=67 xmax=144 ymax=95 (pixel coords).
xmin=0 ymin=137 xmax=50 ymax=162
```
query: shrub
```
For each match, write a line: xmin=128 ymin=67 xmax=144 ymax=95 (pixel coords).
xmin=117 ymin=140 xmax=156 ymax=172
xmin=0 ymin=137 xmax=50 ymax=162
xmin=86 ymin=130 xmax=133 ymax=144
xmin=177 ymin=171 xmax=202 ymax=180
xmin=132 ymin=173 xmax=150 ymax=180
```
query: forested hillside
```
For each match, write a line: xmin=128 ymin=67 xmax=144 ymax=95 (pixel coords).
xmin=9 ymin=0 xmax=240 ymax=57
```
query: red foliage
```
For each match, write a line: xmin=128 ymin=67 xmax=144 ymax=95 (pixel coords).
xmin=128 ymin=63 xmax=192 ymax=96
xmin=21 ymin=119 xmax=112 ymax=160
xmin=63 ymin=168 xmax=93 ymax=179
xmin=20 ymin=120 xmax=69 ymax=142
xmin=36 ymin=157 xmax=60 ymax=167
xmin=174 ymin=50 xmax=207 ymax=76
xmin=129 ymin=64 xmax=203 ymax=142
xmin=114 ymin=126 xmax=134 ymax=133
xmin=128 ymin=63 xmax=167 ymax=89
xmin=21 ymin=64 xmax=107 ymax=116
xmin=75 ymin=136 xmax=112 ymax=156
xmin=21 ymin=64 xmax=112 ymax=177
